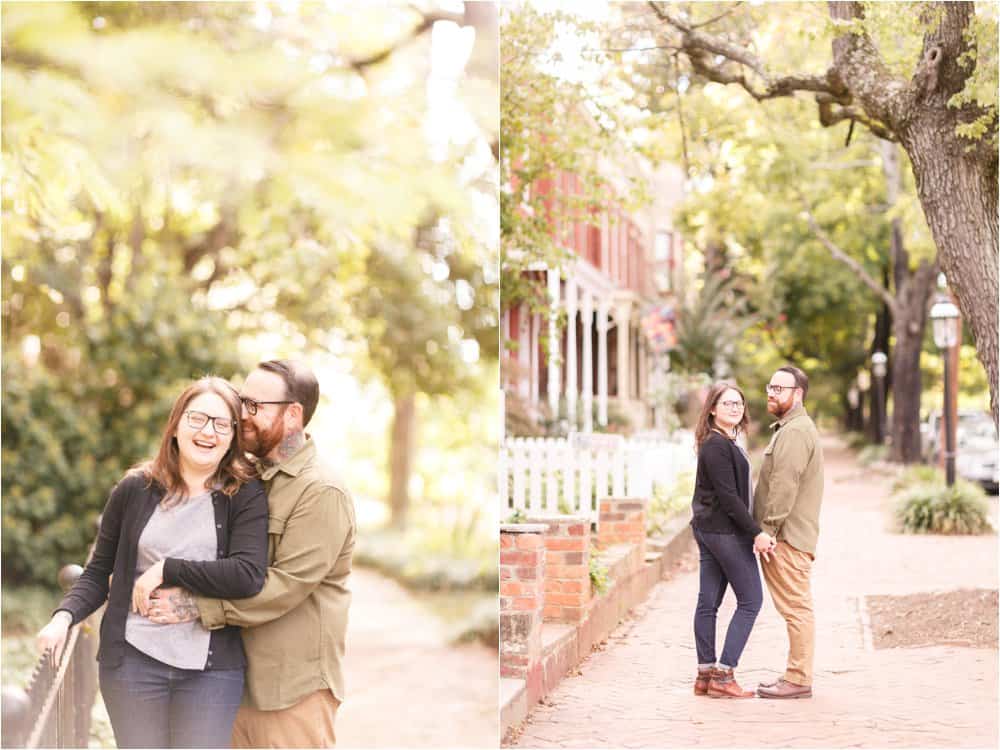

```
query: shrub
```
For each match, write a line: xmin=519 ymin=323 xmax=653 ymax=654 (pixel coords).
xmin=857 ymin=444 xmax=889 ymax=466
xmin=844 ymin=431 xmax=870 ymax=450
xmin=890 ymin=465 xmax=944 ymax=495
xmin=2 ymin=300 xmax=246 ymax=586
xmin=647 ymin=470 xmax=694 ymax=537
xmin=894 ymin=480 xmax=993 ymax=535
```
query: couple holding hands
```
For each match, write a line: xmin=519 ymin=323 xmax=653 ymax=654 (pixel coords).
xmin=689 ymin=365 xmax=824 ymax=700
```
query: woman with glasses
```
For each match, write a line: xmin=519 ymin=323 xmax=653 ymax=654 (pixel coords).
xmin=36 ymin=376 xmax=268 ymax=748
xmin=689 ymin=382 xmax=775 ymax=699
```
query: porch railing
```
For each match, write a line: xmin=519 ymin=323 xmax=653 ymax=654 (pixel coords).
xmin=2 ymin=563 xmax=102 ymax=749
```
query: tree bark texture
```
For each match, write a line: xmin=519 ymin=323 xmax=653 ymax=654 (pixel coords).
xmin=388 ymin=390 xmax=417 ymax=529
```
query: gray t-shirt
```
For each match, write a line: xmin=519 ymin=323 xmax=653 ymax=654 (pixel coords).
xmin=125 ymin=491 xmax=215 ymax=670
xmin=737 ymin=443 xmax=754 ymax=515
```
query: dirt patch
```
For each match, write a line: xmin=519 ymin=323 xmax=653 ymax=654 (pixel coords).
xmin=866 ymin=589 xmax=998 ymax=649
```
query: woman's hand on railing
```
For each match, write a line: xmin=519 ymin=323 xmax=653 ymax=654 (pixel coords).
xmin=132 ymin=560 xmax=165 ymax=616
xmin=36 ymin=611 xmax=72 ymax=668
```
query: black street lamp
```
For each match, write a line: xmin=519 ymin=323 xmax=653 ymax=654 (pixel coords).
xmin=930 ymin=295 xmax=961 ymax=486
xmin=872 ymin=350 xmax=888 ymax=445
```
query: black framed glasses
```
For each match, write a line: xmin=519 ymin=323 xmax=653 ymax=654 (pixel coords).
xmin=765 ymin=384 xmax=799 ymax=396
xmin=184 ymin=410 xmax=236 ymax=436
xmin=719 ymin=400 xmax=744 ymax=409
xmin=240 ymin=396 xmax=294 ymax=416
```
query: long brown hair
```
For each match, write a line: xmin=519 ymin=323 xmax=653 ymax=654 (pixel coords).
xmin=137 ymin=376 xmax=256 ymax=503
xmin=694 ymin=381 xmax=750 ymax=453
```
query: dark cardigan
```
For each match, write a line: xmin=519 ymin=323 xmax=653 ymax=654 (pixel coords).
xmin=56 ymin=471 xmax=268 ymax=670
xmin=690 ymin=430 xmax=761 ymax=538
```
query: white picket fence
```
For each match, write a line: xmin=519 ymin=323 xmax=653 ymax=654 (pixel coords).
xmin=502 ymin=431 xmax=696 ymax=521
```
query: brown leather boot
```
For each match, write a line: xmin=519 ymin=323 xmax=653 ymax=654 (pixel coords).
xmin=707 ymin=668 xmax=755 ymax=699
xmin=694 ymin=669 xmax=712 ymax=696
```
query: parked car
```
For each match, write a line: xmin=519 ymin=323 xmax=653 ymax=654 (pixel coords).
xmin=921 ymin=410 xmax=998 ymax=494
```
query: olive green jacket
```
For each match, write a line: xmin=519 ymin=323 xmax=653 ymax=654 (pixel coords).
xmin=752 ymin=403 xmax=824 ymax=555
xmin=196 ymin=438 xmax=356 ymax=710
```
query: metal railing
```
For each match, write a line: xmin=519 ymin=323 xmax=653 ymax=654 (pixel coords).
xmin=2 ymin=566 xmax=103 ymax=749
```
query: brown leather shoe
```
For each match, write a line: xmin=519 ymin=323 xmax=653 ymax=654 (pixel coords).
xmin=757 ymin=678 xmax=812 ymax=699
xmin=694 ymin=670 xmax=712 ymax=696
xmin=707 ymin=668 xmax=755 ymax=699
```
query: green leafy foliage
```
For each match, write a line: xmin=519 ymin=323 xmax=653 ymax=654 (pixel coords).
xmin=890 ymin=464 xmax=945 ymax=495
xmin=893 ymin=479 xmax=992 ymax=535
xmin=2 ymin=2 xmax=498 ymax=582
xmin=500 ymin=4 xmax=652 ymax=313
xmin=589 ymin=552 xmax=609 ymax=595
xmin=647 ymin=470 xmax=694 ymax=538
xmin=2 ymin=300 xmax=244 ymax=586
xmin=857 ymin=444 xmax=890 ymax=466
xmin=671 ymin=272 xmax=756 ymax=375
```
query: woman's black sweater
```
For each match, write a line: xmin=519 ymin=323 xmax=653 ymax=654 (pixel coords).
xmin=56 ymin=471 xmax=268 ymax=670
xmin=690 ymin=430 xmax=761 ymax=538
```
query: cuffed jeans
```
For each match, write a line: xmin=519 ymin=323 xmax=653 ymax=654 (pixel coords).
xmin=692 ymin=527 xmax=763 ymax=669
xmin=99 ymin=642 xmax=244 ymax=748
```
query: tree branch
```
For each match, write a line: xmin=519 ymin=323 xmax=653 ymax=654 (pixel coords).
xmin=690 ymin=2 xmax=746 ymax=30
xmin=817 ymin=97 xmax=897 ymax=141
xmin=827 ymin=1 xmax=910 ymax=132
xmin=649 ymin=1 xmax=847 ymax=102
xmin=802 ymin=204 xmax=898 ymax=314
xmin=349 ymin=7 xmax=464 ymax=72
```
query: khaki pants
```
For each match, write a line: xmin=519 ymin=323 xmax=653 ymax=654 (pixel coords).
xmin=761 ymin=541 xmax=815 ymax=686
xmin=231 ymin=689 xmax=340 ymax=748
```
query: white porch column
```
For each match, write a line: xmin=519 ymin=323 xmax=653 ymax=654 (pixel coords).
xmin=597 ymin=301 xmax=610 ymax=428
xmin=581 ymin=294 xmax=594 ymax=433
xmin=613 ymin=301 xmax=631 ymax=400
xmin=565 ymin=278 xmax=578 ymax=427
xmin=529 ymin=311 xmax=541 ymax=407
xmin=517 ymin=303 xmax=530 ymax=401
xmin=546 ymin=268 xmax=561 ymax=415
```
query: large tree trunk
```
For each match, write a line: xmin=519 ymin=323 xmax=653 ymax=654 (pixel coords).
xmin=881 ymin=141 xmax=939 ymax=463
xmin=889 ymin=264 xmax=938 ymax=463
xmin=900 ymin=121 xmax=999 ymax=425
xmin=387 ymin=390 xmax=417 ymax=529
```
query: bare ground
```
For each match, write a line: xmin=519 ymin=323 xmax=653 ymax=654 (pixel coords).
xmin=866 ymin=588 xmax=998 ymax=649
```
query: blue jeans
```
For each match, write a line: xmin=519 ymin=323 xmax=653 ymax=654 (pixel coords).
xmin=99 ymin=642 xmax=244 ymax=748
xmin=692 ymin=527 xmax=763 ymax=669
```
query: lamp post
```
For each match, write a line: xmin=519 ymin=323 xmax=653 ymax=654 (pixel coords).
xmin=871 ymin=350 xmax=888 ymax=445
xmin=847 ymin=384 xmax=860 ymax=432
xmin=930 ymin=295 xmax=960 ymax=486
xmin=856 ymin=369 xmax=871 ymax=438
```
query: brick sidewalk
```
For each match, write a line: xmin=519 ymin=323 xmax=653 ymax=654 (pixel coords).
xmin=338 ymin=567 xmax=497 ymax=748
xmin=512 ymin=436 xmax=998 ymax=748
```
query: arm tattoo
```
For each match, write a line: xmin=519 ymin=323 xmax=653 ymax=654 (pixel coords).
xmin=167 ymin=589 xmax=200 ymax=621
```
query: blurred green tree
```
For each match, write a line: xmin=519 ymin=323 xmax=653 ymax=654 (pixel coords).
xmin=2 ymin=1 xmax=497 ymax=581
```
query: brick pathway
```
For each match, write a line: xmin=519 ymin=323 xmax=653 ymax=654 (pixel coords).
xmin=512 ymin=436 xmax=998 ymax=748
xmin=338 ymin=567 xmax=497 ymax=748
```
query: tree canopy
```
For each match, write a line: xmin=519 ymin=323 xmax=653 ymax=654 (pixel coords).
xmin=2 ymin=1 xmax=498 ymax=583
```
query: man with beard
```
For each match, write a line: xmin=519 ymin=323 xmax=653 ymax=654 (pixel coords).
xmin=149 ymin=359 xmax=356 ymax=746
xmin=753 ymin=365 xmax=824 ymax=700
